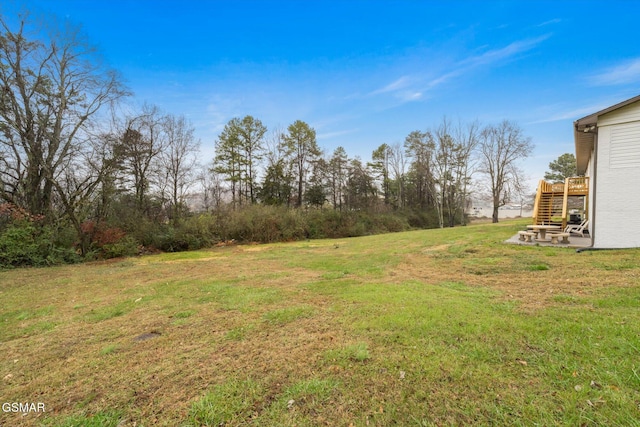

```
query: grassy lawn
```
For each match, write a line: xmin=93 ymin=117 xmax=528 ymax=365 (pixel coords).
xmin=1 ymin=218 xmax=640 ymax=426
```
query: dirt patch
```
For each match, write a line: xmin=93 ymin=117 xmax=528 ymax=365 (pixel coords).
xmin=133 ymin=331 xmax=162 ymax=341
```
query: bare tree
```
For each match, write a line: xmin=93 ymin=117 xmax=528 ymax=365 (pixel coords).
xmin=51 ymin=127 xmax=121 ymax=254
xmin=158 ymin=114 xmax=200 ymax=222
xmin=329 ymin=146 xmax=349 ymax=211
xmin=263 ymin=126 xmax=287 ymax=170
xmin=370 ymin=143 xmax=391 ymax=206
xmin=452 ymin=119 xmax=479 ymax=225
xmin=259 ymin=126 xmax=294 ymax=206
xmin=478 ymin=120 xmax=534 ymax=223
xmin=0 ymin=15 xmax=127 ymax=254
xmin=404 ymin=131 xmax=436 ymax=211
xmin=388 ymin=143 xmax=407 ymax=209
xmin=432 ymin=118 xmax=455 ymax=228
xmin=113 ymin=104 xmax=166 ymax=215
xmin=198 ymin=163 xmax=225 ymax=212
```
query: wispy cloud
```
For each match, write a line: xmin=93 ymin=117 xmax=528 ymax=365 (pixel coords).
xmin=370 ymin=76 xmax=412 ymax=95
xmin=536 ymin=18 xmax=561 ymax=27
xmin=529 ymin=101 xmax=617 ymax=124
xmin=459 ymin=34 xmax=551 ymax=68
xmin=371 ymin=35 xmax=550 ymax=106
xmin=317 ymin=128 xmax=359 ymax=140
xmin=589 ymin=58 xmax=640 ymax=86
xmin=368 ymin=75 xmax=425 ymax=105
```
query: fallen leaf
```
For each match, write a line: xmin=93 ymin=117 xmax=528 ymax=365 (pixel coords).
xmin=575 ymin=385 xmax=582 ymax=392
xmin=517 ymin=360 xmax=528 ymax=366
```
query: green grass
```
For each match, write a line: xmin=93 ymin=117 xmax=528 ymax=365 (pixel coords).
xmin=224 ymin=325 xmax=254 ymax=341
xmin=83 ymin=300 xmax=136 ymax=323
xmin=42 ymin=410 xmax=124 ymax=427
xmin=187 ymin=378 xmax=264 ymax=426
xmin=324 ymin=342 xmax=371 ymax=364
xmin=1 ymin=218 xmax=640 ymax=426
xmin=100 ymin=344 xmax=118 ymax=355
xmin=174 ymin=310 xmax=196 ymax=319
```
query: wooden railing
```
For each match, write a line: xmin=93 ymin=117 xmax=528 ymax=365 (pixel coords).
xmin=536 ymin=177 xmax=589 ymax=195
xmin=566 ymin=176 xmax=589 ymax=195
xmin=533 ymin=177 xmax=590 ymax=226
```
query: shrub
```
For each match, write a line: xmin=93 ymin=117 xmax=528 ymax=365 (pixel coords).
xmin=0 ymin=221 xmax=44 ymax=268
xmin=174 ymin=215 xmax=220 ymax=250
xmin=280 ymin=208 xmax=308 ymax=241
xmin=123 ymin=217 xmax=166 ymax=250
xmin=0 ymin=220 xmax=78 ymax=268
xmin=221 ymin=205 xmax=308 ymax=243
xmin=377 ymin=213 xmax=410 ymax=233
xmin=406 ymin=209 xmax=440 ymax=228
xmin=101 ymin=235 xmax=140 ymax=258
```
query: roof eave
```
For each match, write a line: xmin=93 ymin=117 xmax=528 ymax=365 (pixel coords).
xmin=575 ymin=94 xmax=640 ymax=128
xmin=574 ymin=127 xmax=595 ymax=176
xmin=573 ymin=94 xmax=640 ymax=175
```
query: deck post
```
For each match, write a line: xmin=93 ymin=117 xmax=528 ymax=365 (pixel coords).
xmin=532 ymin=180 xmax=544 ymax=224
xmin=561 ymin=177 xmax=570 ymax=229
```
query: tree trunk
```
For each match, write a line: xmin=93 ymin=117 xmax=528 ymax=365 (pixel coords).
xmin=492 ymin=205 xmax=499 ymax=223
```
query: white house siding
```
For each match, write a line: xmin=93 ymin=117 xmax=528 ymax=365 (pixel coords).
xmin=593 ymin=120 xmax=640 ymax=248
xmin=598 ymin=100 xmax=640 ymax=127
xmin=586 ymin=148 xmax=594 ymax=232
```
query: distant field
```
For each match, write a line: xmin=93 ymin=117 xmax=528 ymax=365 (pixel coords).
xmin=1 ymin=218 xmax=640 ymax=426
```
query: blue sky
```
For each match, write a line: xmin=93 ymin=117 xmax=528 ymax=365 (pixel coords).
xmin=4 ymin=0 xmax=640 ymax=191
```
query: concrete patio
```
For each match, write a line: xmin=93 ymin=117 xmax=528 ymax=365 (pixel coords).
xmin=505 ymin=233 xmax=591 ymax=249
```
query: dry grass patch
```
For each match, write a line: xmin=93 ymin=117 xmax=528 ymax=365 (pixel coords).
xmin=2 ymin=219 xmax=640 ymax=425
xmin=1 ymin=244 xmax=353 ymax=426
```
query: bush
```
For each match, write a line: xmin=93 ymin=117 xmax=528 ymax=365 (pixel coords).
xmin=0 ymin=220 xmax=79 ymax=268
xmin=377 ymin=213 xmax=410 ymax=233
xmin=124 ymin=217 xmax=166 ymax=250
xmin=0 ymin=221 xmax=44 ymax=268
xmin=406 ymin=209 xmax=440 ymax=228
xmin=101 ymin=235 xmax=140 ymax=258
xmin=174 ymin=215 xmax=220 ymax=250
xmin=223 ymin=205 xmax=308 ymax=243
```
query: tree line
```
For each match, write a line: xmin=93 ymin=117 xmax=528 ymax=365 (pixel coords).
xmin=0 ymin=14 xmax=533 ymax=267
xmin=207 ymin=115 xmax=533 ymax=223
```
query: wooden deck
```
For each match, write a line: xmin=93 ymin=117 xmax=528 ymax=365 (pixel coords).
xmin=532 ymin=177 xmax=589 ymax=229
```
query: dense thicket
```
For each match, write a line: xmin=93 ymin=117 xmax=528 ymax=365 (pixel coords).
xmin=0 ymin=14 xmax=534 ymax=268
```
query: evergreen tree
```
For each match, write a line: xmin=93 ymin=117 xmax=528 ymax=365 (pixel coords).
xmin=283 ymin=120 xmax=320 ymax=208
xmin=544 ymin=153 xmax=577 ymax=183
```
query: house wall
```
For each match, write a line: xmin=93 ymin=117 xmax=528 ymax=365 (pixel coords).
xmin=593 ymin=102 xmax=640 ymax=248
xmin=587 ymin=147 xmax=594 ymax=230
xmin=598 ymin=101 xmax=640 ymax=127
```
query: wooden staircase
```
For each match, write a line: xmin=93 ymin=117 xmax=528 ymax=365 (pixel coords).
xmin=533 ymin=177 xmax=589 ymax=228
xmin=535 ymin=191 xmax=561 ymax=224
